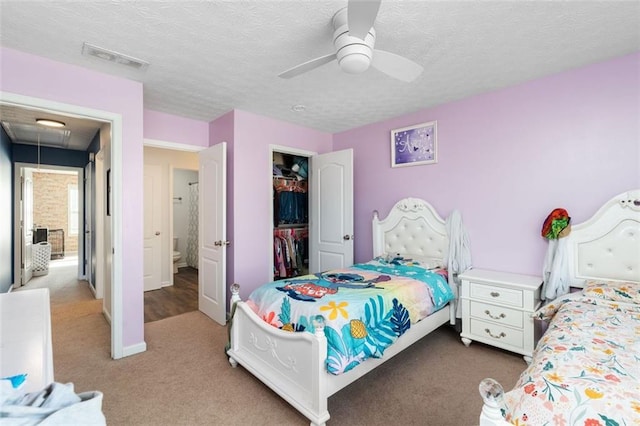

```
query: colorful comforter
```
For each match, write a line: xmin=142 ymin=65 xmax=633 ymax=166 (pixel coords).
xmin=502 ymin=280 xmax=640 ymax=426
xmin=246 ymin=257 xmax=454 ymax=375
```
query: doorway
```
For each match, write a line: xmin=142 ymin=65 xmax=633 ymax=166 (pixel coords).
xmin=16 ymin=166 xmax=82 ymax=290
xmin=2 ymin=92 xmax=123 ymax=359
xmin=143 ymin=144 xmax=200 ymax=322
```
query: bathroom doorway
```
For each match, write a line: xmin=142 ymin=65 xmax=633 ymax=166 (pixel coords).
xmin=142 ymin=145 xmax=199 ymax=322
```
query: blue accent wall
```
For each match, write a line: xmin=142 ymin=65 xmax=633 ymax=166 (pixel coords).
xmin=0 ymin=127 xmax=13 ymax=293
xmin=12 ymin=144 xmax=90 ymax=167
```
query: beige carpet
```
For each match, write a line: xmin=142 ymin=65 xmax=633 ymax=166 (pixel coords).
xmin=27 ymin=260 xmax=525 ymax=425
xmin=51 ymin=304 xmax=525 ymax=425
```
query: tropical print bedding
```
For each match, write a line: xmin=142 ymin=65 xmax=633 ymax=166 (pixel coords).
xmin=246 ymin=256 xmax=454 ymax=375
xmin=502 ymin=280 xmax=640 ymax=426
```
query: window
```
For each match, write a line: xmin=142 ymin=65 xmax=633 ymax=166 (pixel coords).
xmin=68 ymin=184 xmax=78 ymax=236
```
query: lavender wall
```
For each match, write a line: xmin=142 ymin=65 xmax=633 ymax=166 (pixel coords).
xmin=230 ymin=110 xmax=333 ymax=298
xmin=1 ymin=47 xmax=145 ymax=349
xmin=209 ymin=111 xmax=236 ymax=287
xmin=334 ymin=53 xmax=640 ymax=276
xmin=143 ymin=109 xmax=209 ymax=147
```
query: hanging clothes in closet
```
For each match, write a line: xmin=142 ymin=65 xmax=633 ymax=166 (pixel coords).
xmin=273 ymin=177 xmax=308 ymax=226
xmin=273 ymin=228 xmax=309 ymax=279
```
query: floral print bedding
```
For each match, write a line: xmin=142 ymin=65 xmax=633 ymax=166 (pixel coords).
xmin=502 ymin=281 xmax=640 ymax=426
xmin=246 ymin=257 xmax=454 ymax=375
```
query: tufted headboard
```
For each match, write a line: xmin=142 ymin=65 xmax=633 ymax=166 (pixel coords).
xmin=568 ymin=189 xmax=640 ymax=286
xmin=372 ymin=197 xmax=448 ymax=266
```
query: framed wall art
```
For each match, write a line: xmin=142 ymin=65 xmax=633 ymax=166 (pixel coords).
xmin=391 ymin=121 xmax=437 ymax=168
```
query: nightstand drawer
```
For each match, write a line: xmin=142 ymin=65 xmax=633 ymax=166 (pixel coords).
xmin=470 ymin=319 xmax=523 ymax=349
xmin=469 ymin=282 xmax=523 ymax=308
xmin=469 ymin=301 xmax=524 ymax=328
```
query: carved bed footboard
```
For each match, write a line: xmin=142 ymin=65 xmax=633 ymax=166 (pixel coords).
xmin=227 ymin=289 xmax=330 ymax=426
xmin=227 ymin=284 xmax=453 ymax=426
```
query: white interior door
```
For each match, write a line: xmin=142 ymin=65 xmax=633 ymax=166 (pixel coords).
xmin=198 ymin=142 xmax=227 ymax=324
xmin=84 ymin=162 xmax=93 ymax=287
xmin=21 ymin=168 xmax=34 ymax=285
xmin=309 ymin=149 xmax=354 ymax=273
xmin=143 ymin=164 xmax=162 ymax=292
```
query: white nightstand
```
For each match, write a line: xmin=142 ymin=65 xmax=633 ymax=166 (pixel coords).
xmin=459 ymin=268 xmax=542 ymax=363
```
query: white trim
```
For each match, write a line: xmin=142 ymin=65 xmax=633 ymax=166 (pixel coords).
xmin=144 ymin=138 xmax=206 ymax=152
xmin=144 ymin=141 xmax=202 ymax=288
xmin=12 ymin=163 xmax=84 ymax=287
xmin=268 ymin=144 xmax=316 ymax=280
xmin=1 ymin=91 xmax=125 ymax=360
xmin=122 ymin=341 xmax=147 ymax=358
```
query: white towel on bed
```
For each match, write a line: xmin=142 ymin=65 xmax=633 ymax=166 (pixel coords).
xmin=445 ymin=209 xmax=472 ymax=319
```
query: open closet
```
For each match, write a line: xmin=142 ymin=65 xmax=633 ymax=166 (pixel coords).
xmin=272 ymin=151 xmax=309 ymax=280
xmin=270 ymin=146 xmax=354 ymax=281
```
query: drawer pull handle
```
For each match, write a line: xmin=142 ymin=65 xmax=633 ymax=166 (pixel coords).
xmin=490 ymin=291 xmax=500 ymax=297
xmin=485 ymin=328 xmax=506 ymax=339
xmin=484 ymin=310 xmax=506 ymax=320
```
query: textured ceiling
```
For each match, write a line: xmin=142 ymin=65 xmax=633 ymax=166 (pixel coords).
xmin=0 ymin=0 xmax=639 ymax=141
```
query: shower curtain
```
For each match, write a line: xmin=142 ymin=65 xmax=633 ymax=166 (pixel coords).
xmin=186 ymin=182 xmax=199 ymax=268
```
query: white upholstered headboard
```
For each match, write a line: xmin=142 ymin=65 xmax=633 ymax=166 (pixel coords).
xmin=568 ymin=189 xmax=640 ymax=286
xmin=372 ymin=197 xmax=448 ymax=264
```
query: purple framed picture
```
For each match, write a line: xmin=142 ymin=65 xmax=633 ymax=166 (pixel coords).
xmin=391 ymin=121 xmax=437 ymax=167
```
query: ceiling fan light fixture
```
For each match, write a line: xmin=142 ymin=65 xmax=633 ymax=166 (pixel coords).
xmin=36 ymin=118 xmax=66 ymax=128
xmin=334 ymin=21 xmax=375 ymax=75
xmin=338 ymin=54 xmax=371 ymax=74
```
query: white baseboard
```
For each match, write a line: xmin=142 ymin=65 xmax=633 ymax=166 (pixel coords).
xmin=103 ymin=307 xmax=112 ymax=325
xmin=177 ymin=261 xmax=188 ymax=269
xmin=161 ymin=280 xmax=172 ymax=287
xmin=122 ymin=341 xmax=147 ymax=358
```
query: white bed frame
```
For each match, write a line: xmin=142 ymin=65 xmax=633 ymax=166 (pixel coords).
xmin=227 ymin=197 xmax=456 ymax=426
xmin=478 ymin=189 xmax=640 ymax=426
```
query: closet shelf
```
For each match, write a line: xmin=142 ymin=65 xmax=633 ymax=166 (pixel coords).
xmin=277 ymin=224 xmax=308 ymax=229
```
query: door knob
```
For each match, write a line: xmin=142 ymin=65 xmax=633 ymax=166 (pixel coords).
xmin=214 ymin=240 xmax=230 ymax=246
xmin=155 ymin=232 xmax=160 ymax=236
xmin=343 ymin=235 xmax=354 ymax=240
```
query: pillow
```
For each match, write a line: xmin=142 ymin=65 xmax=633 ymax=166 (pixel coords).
xmin=583 ymin=280 xmax=640 ymax=304
xmin=376 ymin=254 xmax=443 ymax=269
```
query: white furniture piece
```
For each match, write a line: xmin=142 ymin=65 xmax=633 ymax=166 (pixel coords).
xmin=227 ymin=197 xmax=456 ymax=426
xmin=459 ymin=268 xmax=541 ymax=363
xmin=0 ymin=288 xmax=54 ymax=393
xmin=478 ymin=188 xmax=640 ymax=426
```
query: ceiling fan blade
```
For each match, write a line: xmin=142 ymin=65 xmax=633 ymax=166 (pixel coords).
xmin=371 ymin=49 xmax=424 ymax=82
xmin=348 ymin=0 xmax=382 ymax=39
xmin=278 ymin=53 xmax=337 ymax=79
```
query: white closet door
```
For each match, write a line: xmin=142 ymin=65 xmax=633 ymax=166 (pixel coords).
xmin=198 ymin=142 xmax=227 ymax=325
xmin=309 ymin=149 xmax=354 ymax=273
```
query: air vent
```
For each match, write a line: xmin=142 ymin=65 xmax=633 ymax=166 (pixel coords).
xmin=82 ymin=42 xmax=149 ymax=70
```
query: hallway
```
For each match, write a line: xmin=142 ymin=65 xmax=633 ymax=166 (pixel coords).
xmin=16 ymin=258 xmax=198 ymax=324
xmin=14 ymin=256 xmax=96 ymax=308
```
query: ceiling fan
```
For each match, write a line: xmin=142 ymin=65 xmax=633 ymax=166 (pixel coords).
xmin=278 ymin=0 xmax=423 ymax=82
